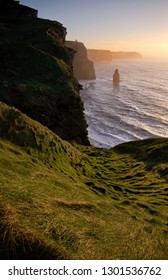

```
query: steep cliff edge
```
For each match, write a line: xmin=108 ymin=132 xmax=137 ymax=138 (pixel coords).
xmin=66 ymin=41 xmax=96 ymax=80
xmin=0 ymin=15 xmax=89 ymax=144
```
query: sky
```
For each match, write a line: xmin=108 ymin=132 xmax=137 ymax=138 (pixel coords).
xmin=20 ymin=0 xmax=168 ymax=58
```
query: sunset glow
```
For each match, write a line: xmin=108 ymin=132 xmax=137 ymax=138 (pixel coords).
xmin=20 ymin=0 xmax=168 ymax=58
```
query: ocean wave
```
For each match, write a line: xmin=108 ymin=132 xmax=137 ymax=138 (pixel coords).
xmin=80 ymin=59 xmax=168 ymax=148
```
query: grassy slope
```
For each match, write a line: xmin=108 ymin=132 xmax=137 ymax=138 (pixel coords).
xmin=0 ymin=102 xmax=168 ymax=259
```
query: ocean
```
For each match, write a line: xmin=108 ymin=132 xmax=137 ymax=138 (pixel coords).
xmin=80 ymin=58 xmax=168 ymax=148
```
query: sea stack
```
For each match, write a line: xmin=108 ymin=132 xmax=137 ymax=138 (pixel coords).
xmin=113 ymin=68 xmax=120 ymax=84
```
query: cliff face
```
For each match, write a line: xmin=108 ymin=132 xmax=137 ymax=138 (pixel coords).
xmin=65 ymin=41 xmax=96 ymax=80
xmin=87 ymin=49 xmax=142 ymax=62
xmin=111 ymin=52 xmax=142 ymax=59
xmin=0 ymin=16 xmax=89 ymax=144
xmin=1 ymin=2 xmax=168 ymax=261
xmin=87 ymin=49 xmax=112 ymax=62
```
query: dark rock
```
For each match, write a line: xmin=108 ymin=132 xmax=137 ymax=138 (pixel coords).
xmin=113 ymin=68 xmax=120 ymax=84
xmin=0 ymin=0 xmax=38 ymax=19
xmin=0 ymin=15 xmax=89 ymax=145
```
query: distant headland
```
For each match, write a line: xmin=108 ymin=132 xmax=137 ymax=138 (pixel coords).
xmin=111 ymin=51 xmax=142 ymax=59
xmin=87 ymin=49 xmax=142 ymax=62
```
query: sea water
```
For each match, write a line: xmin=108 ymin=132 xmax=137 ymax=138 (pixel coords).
xmin=80 ymin=58 xmax=168 ymax=148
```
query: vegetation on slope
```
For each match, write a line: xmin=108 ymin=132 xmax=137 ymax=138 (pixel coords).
xmin=1 ymin=1 xmax=167 ymax=261
xmin=0 ymin=102 xmax=168 ymax=259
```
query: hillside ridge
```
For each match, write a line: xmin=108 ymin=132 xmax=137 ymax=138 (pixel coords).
xmin=0 ymin=102 xmax=168 ymax=259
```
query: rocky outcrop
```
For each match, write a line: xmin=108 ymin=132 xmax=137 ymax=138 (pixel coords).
xmin=111 ymin=52 xmax=142 ymax=59
xmin=0 ymin=0 xmax=38 ymax=19
xmin=87 ymin=49 xmax=112 ymax=62
xmin=65 ymin=41 xmax=96 ymax=80
xmin=113 ymin=69 xmax=120 ymax=84
xmin=0 ymin=5 xmax=89 ymax=145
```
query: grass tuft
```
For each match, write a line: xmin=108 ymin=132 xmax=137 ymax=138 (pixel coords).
xmin=0 ymin=103 xmax=168 ymax=259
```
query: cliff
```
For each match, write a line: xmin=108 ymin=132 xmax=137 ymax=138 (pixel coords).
xmin=87 ymin=49 xmax=142 ymax=62
xmin=87 ymin=49 xmax=112 ymax=62
xmin=0 ymin=0 xmax=38 ymax=18
xmin=0 ymin=11 xmax=89 ymax=144
xmin=0 ymin=1 xmax=168 ymax=261
xmin=111 ymin=51 xmax=142 ymax=59
xmin=65 ymin=41 xmax=96 ymax=80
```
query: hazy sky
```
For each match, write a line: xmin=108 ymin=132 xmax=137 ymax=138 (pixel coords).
xmin=20 ymin=0 xmax=168 ymax=57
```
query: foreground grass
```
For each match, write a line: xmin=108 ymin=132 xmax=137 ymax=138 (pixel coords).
xmin=0 ymin=102 xmax=168 ymax=259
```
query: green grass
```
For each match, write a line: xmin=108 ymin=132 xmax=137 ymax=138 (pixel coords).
xmin=0 ymin=102 xmax=168 ymax=259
